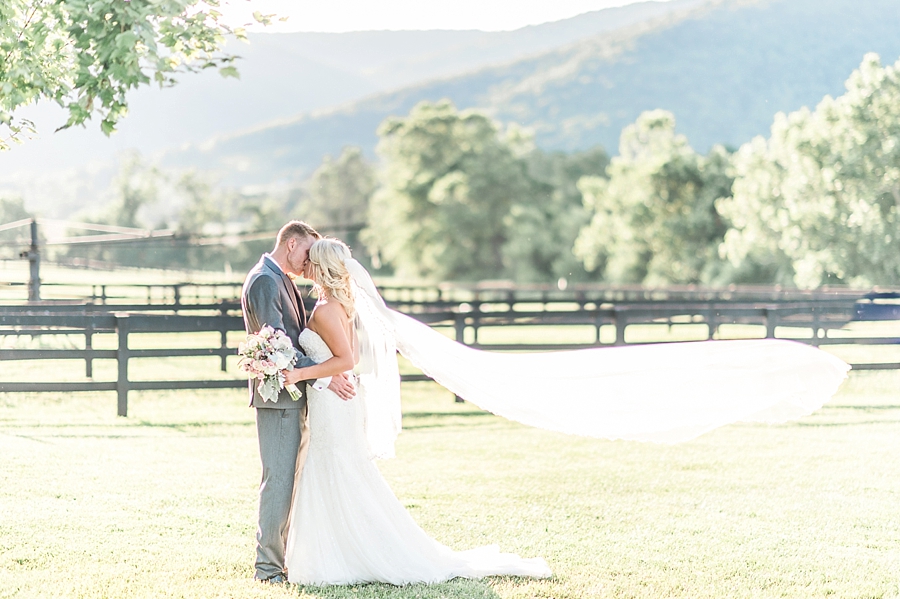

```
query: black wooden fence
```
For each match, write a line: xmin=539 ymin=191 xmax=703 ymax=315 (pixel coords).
xmin=1 ymin=284 xmax=898 ymax=416
xmin=0 ymin=305 xmax=243 ymax=416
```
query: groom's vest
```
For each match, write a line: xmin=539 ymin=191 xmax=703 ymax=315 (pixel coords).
xmin=241 ymin=255 xmax=311 ymax=409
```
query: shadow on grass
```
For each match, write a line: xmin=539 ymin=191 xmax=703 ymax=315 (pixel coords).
xmin=292 ymin=576 xmax=507 ymax=599
xmin=400 ymin=410 xmax=493 ymax=431
xmin=795 ymin=419 xmax=900 ymax=427
xmin=0 ymin=420 xmax=251 ymax=430
xmin=5 ymin=433 xmax=54 ymax=444
xmin=787 ymin=404 xmax=900 ymax=427
xmin=402 ymin=411 xmax=489 ymax=419
xmin=0 ymin=420 xmax=252 ymax=442
xmin=135 ymin=420 xmax=253 ymax=431
xmin=1 ymin=411 xmax=498 ymax=435
xmin=826 ymin=405 xmax=900 ymax=411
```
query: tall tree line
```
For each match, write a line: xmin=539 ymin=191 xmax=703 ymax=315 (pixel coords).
xmin=8 ymin=52 xmax=900 ymax=288
xmin=365 ymin=53 xmax=900 ymax=288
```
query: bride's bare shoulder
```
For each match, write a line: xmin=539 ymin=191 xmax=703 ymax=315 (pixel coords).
xmin=309 ymin=297 xmax=350 ymax=334
xmin=312 ymin=297 xmax=348 ymax=320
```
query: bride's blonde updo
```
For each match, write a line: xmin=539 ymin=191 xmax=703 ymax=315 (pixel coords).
xmin=306 ymin=238 xmax=355 ymax=318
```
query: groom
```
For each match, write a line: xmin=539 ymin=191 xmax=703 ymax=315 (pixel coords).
xmin=241 ymin=220 xmax=356 ymax=583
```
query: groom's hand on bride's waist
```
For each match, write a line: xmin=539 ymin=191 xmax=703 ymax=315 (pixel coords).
xmin=328 ymin=373 xmax=355 ymax=401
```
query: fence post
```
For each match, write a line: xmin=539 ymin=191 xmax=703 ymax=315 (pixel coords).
xmin=116 ymin=315 xmax=130 ymax=417
xmin=765 ymin=306 xmax=778 ymax=338
xmin=454 ymin=313 xmax=466 ymax=345
xmin=811 ymin=306 xmax=821 ymax=347
xmin=470 ymin=301 xmax=481 ymax=346
xmin=84 ymin=305 xmax=94 ymax=378
xmin=614 ymin=308 xmax=626 ymax=346
xmin=706 ymin=303 xmax=717 ymax=340
xmin=219 ymin=309 xmax=229 ymax=372
xmin=452 ymin=312 xmax=466 ymax=403
xmin=18 ymin=219 xmax=41 ymax=302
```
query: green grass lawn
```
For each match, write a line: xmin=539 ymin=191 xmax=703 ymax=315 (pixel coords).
xmin=1 ymin=366 xmax=899 ymax=599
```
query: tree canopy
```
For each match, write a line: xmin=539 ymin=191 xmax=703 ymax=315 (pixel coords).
xmin=365 ymin=100 xmax=534 ymax=280
xmin=299 ymin=146 xmax=377 ymax=265
xmin=504 ymin=147 xmax=608 ymax=283
xmin=0 ymin=0 xmax=255 ymax=149
xmin=574 ymin=110 xmax=732 ymax=285
xmin=719 ymin=53 xmax=900 ymax=288
xmin=10 ymin=45 xmax=900 ymax=289
xmin=364 ymin=100 xmax=609 ymax=282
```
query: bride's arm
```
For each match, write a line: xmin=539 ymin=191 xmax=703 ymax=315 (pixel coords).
xmin=283 ymin=300 xmax=354 ymax=384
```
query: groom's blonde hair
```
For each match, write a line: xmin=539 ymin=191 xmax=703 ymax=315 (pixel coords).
xmin=275 ymin=220 xmax=320 ymax=248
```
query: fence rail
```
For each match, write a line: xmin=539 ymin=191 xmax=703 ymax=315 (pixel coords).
xmin=1 ymin=285 xmax=899 ymax=416
xmin=0 ymin=278 xmax=877 ymax=305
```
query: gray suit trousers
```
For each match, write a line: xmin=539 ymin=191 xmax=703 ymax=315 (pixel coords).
xmin=254 ymin=405 xmax=309 ymax=579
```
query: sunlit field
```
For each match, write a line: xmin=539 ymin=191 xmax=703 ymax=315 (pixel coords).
xmin=2 ymin=328 xmax=899 ymax=598
xmin=1 ymin=264 xmax=898 ymax=597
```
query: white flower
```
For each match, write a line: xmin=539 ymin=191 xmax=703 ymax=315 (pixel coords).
xmin=272 ymin=333 xmax=293 ymax=351
xmin=239 ymin=329 xmax=299 ymax=402
xmin=272 ymin=351 xmax=293 ymax=370
xmin=261 ymin=360 xmax=279 ymax=376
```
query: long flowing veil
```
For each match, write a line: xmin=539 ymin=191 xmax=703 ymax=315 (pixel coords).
xmin=347 ymin=259 xmax=403 ymax=459
xmin=345 ymin=259 xmax=850 ymax=455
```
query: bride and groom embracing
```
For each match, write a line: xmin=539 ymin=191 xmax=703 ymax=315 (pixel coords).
xmin=241 ymin=220 xmax=850 ymax=586
xmin=241 ymin=221 xmax=551 ymax=585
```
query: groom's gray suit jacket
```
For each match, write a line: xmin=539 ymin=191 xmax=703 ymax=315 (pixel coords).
xmin=241 ymin=255 xmax=318 ymax=409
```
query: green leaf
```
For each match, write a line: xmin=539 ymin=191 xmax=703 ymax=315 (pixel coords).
xmin=100 ymin=119 xmax=117 ymax=136
xmin=0 ymin=0 xmax=247 ymax=144
xmin=218 ymin=65 xmax=239 ymax=79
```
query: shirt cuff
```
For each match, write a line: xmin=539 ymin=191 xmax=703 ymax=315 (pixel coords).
xmin=312 ymin=376 xmax=332 ymax=391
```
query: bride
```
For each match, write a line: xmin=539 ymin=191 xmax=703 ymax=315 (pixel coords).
xmin=281 ymin=237 xmax=849 ymax=585
xmin=281 ymin=238 xmax=551 ymax=585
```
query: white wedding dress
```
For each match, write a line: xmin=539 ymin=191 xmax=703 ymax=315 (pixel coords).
xmin=284 ymin=327 xmax=552 ymax=585
xmin=282 ymin=259 xmax=850 ymax=585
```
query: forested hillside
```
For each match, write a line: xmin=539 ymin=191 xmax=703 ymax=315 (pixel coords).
xmin=0 ymin=0 xmax=692 ymax=180
xmin=15 ymin=51 xmax=900 ymax=288
xmin=166 ymin=0 xmax=900 ymax=186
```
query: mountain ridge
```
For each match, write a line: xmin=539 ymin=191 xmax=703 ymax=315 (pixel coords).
xmin=0 ymin=0 xmax=692 ymax=177
xmin=165 ymin=0 xmax=717 ymax=181
xmin=164 ymin=0 xmax=900 ymax=187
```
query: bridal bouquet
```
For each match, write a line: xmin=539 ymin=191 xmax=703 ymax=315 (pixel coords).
xmin=238 ymin=325 xmax=302 ymax=402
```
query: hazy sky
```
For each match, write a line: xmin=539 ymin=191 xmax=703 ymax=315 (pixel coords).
xmin=218 ymin=0 xmax=675 ymax=33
